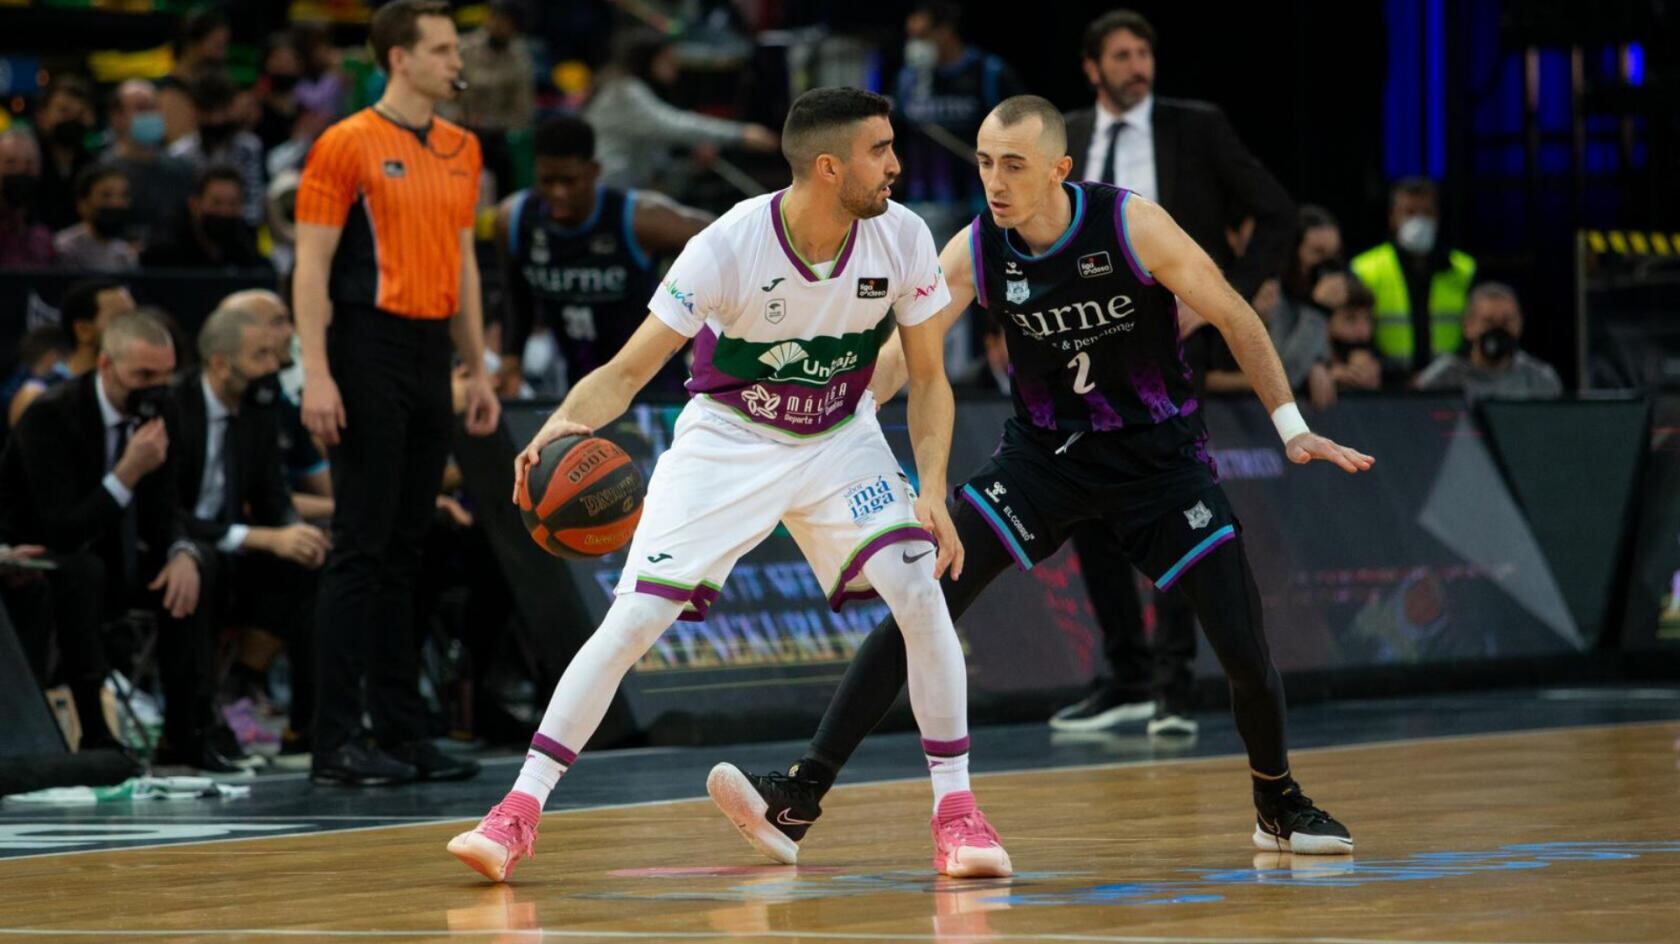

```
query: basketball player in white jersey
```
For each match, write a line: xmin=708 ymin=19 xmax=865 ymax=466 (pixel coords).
xmin=448 ymin=87 xmax=1011 ymax=882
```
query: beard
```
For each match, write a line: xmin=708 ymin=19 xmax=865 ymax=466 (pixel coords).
xmin=1103 ymin=76 xmax=1151 ymax=110
xmin=839 ymin=175 xmax=893 ymax=219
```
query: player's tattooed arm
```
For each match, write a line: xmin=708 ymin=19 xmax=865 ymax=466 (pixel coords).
xmin=869 ymin=228 xmax=979 ymax=404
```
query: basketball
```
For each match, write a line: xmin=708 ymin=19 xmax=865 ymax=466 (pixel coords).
xmin=518 ymin=435 xmax=645 ymax=559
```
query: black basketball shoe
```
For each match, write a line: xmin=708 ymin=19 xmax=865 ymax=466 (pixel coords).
xmin=1252 ymin=782 xmax=1353 ymax=855
xmin=707 ymin=762 xmax=825 ymax=864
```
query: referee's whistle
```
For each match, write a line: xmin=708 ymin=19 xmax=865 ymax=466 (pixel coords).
xmin=451 ymin=77 xmax=470 ymax=92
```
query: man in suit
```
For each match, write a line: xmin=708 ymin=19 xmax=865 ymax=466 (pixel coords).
xmin=0 ymin=309 xmax=235 ymax=769
xmin=175 ymin=303 xmax=330 ymax=750
xmin=1053 ymin=10 xmax=1296 ymax=736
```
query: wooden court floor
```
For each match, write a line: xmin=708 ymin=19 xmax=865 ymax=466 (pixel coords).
xmin=2 ymin=722 xmax=1677 ymax=943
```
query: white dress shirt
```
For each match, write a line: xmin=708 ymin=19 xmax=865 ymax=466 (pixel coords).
xmin=195 ymin=376 xmax=249 ymax=552
xmin=1084 ymin=94 xmax=1158 ymax=202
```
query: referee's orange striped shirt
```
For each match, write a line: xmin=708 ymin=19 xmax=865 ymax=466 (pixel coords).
xmin=295 ymin=109 xmax=483 ymax=320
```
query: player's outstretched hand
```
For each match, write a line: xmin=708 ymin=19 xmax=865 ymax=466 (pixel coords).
xmin=512 ymin=416 xmax=593 ymax=505
xmin=1286 ymin=433 xmax=1375 ymax=473
xmin=915 ymin=494 xmax=965 ymax=581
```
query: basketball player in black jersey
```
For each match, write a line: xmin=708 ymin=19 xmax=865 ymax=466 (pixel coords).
xmin=495 ymin=115 xmax=713 ymax=397
xmin=708 ymin=95 xmax=1373 ymax=857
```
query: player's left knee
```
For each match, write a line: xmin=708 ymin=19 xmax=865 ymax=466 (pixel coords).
xmin=863 ymin=547 xmax=946 ymax=633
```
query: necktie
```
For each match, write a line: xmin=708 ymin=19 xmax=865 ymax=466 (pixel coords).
xmin=1100 ymin=121 xmax=1124 ymax=186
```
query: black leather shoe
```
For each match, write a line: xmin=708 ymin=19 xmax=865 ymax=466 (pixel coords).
xmin=153 ymin=741 xmax=248 ymax=775
xmin=390 ymin=740 xmax=481 ymax=782
xmin=310 ymin=741 xmax=418 ymax=787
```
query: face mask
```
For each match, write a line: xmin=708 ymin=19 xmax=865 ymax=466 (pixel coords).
xmin=125 ymin=383 xmax=174 ymax=421
xmin=201 ymin=214 xmax=248 ymax=244
xmin=1 ymin=173 xmax=39 ymax=208
xmin=51 ymin=119 xmax=90 ymax=151
xmin=128 ymin=112 xmax=166 ymax=147
xmin=1476 ymin=326 xmax=1517 ymax=364
xmin=199 ymin=120 xmax=239 ymax=150
xmin=1396 ymin=215 xmax=1437 ymax=255
xmin=903 ymin=38 xmax=939 ymax=70
xmin=92 ymin=206 xmax=132 ymax=239
xmin=1331 ymin=339 xmax=1375 ymax=362
xmin=487 ymin=35 xmax=511 ymax=52
xmin=1308 ymin=258 xmax=1344 ymax=286
xmin=267 ymin=73 xmax=300 ymax=94
xmin=241 ymin=371 xmax=281 ymax=409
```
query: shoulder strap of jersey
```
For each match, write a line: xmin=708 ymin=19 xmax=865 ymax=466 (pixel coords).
xmin=620 ymin=188 xmax=652 ymax=269
xmin=507 ymin=189 xmax=533 ymax=257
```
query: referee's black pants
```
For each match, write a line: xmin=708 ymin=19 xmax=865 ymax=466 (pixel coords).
xmin=314 ymin=306 xmax=453 ymax=755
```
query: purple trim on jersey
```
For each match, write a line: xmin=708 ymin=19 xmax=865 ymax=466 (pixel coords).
xmin=686 ymin=326 xmax=729 ymax=392
xmin=1115 ymin=189 xmax=1157 ymax=285
xmin=1082 ymin=390 xmax=1127 ymax=430
xmin=1180 ymin=397 xmax=1200 ymax=417
xmin=1013 ymin=373 xmax=1058 ymax=429
xmin=969 ymin=218 xmax=989 ymax=308
xmin=1192 ymin=429 xmax=1220 ymax=482
xmin=529 ymin=732 xmax=578 ymax=767
xmin=826 ymin=525 xmax=936 ymax=611
xmin=1129 ymin=362 xmax=1182 ymax=423
xmin=922 ymin=735 xmax=971 ymax=757
xmin=770 ymin=189 xmax=858 ymax=283
xmin=705 ymin=364 xmax=876 ymax=436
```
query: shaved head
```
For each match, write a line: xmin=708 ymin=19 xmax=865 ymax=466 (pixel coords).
xmin=983 ymin=95 xmax=1067 ymax=160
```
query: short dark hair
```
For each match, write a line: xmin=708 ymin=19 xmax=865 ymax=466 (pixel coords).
xmin=59 ymin=278 xmax=126 ymax=331
xmin=73 ymin=164 xmax=127 ymax=202
xmin=176 ymin=7 xmax=229 ymax=56
xmin=1342 ymin=278 xmax=1375 ymax=312
xmin=911 ymin=2 xmax=963 ymax=31
xmin=781 ymin=87 xmax=892 ymax=177
xmin=612 ymin=28 xmax=673 ymax=83
xmin=534 ymin=114 xmax=595 ymax=161
xmin=1082 ymin=9 xmax=1157 ymax=62
xmin=988 ymin=95 xmax=1067 ymax=157
xmin=369 ymin=0 xmax=454 ymax=74
xmin=1298 ymin=204 xmax=1339 ymax=234
xmin=42 ymin=74 xmax=95 ymax=113
xmin=1390 ymin=175 xmax=1438 ymax=207
xmin=193 ymin=163 xmax=245 ymax=198
xmin=19 ymin=325 xmax=72 ymax=369
xmin=188 ymin=67 xmax=237 ymax=112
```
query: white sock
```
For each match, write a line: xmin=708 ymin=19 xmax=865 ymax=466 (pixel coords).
xmin=511 ymin=737 xmax=571 ymax=808
xmin=926 ymin=750 xmax=971 ymax=813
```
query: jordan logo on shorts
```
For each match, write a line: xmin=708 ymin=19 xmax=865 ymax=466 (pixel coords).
xmin=1184 ymin=501 xmax=1213 ymax=530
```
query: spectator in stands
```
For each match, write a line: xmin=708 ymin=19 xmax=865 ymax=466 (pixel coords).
xmin=8 ymin=280 xmax=135 ymax=428
xmin=1285 ymin=205 xmax=1349 ymax=310
xmin=1 ymin=328 xmax=72 ymax=435
xmin=1416 ymin=282 xmax=1562 ymax=402
xmin=1327 ymin=279 xmax=1383 ymax=393
xmin=1350 ymin=177 xmax=1477 ymax=378
xmin=254 ymin=37 xmax=306 ymax=156
xmin=169 ymin=7 xmax=231 ymax=81
xmin=585 ymin=29 xmax=779 ymax=190
xmin=176 ymin=303 xmax=328 ymax=752
xmin=102 ymin=80 xmax=197 ymax=248
xmin=156 ymin=77 xmax=197 ymax=149
xmin=141 ymin=165 xmax=270 ymax=271
xmin=31 ymin=76 xmax=99 ymax=232
xmin=170 ymin=70 xmax=266 ymax=226
xmin=291 ymin=22 xmax=349 ymax=124
xmin=0 ymin=130 xmax=56 ymax=268
xmin=895 ymin=2 xmax=1024 ymax=219
xmin=441 ymin=0 xmax=535 ymax=199
xmin=0 ymin=310 xmax=247 ymax=772
xmin=54 ymin=165 xmax=139 ymax=272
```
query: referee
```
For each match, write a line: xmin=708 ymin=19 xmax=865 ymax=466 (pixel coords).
xmin=295 ymin=0 xmax=500 ymax=787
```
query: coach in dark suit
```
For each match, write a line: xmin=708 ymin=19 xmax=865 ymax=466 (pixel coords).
xmin=0 ymin=309 xmax=229 ymax=767
xmin=175 ymin=303 xmax=329 ymax=747
xmin=1051 ymin=10 xmax=1296 ymax=735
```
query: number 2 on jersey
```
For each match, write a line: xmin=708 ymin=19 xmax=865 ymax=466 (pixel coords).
xmin=1067 ymin=351 xmax=1095 ymax=394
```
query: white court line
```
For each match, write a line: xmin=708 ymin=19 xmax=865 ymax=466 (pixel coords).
xmin=2 ymin=716 xmax=1674 ymax=864
xmin=0 ymin=929 xmax=1574 ymax=944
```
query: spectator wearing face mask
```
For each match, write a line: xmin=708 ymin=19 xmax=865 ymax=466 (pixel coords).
xmin=1350 ymin=177 xmax=1477 ymax=379
xmin=102 ymin=80 xmax=198 ymax=247
xmin=142 ymin=165 xmax=270 ymax=271
xmin=1416 ymin=282 xmax=1561 ymax=402
xmin=255 ymin=38 xmax=307 ymax=156
xmin=169 ymin=70 xmax=267 ymax=226
xmin=0 ymin=129 xmax=56 ymax=268
xmin=1326 ymin=278 xmax=1384 ymax=394
xmin=55 ymin=165 xmax=140 ymax=272
xmin=30 ymin=76 xmax=99 ymax=232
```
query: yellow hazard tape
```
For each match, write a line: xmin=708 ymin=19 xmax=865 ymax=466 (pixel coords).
xmin=1584 ymin=230 xmax=1680 ymax=256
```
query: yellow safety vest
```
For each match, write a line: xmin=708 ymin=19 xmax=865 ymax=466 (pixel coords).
xmin=1350 ymin=242 xmax=1476 ymax=366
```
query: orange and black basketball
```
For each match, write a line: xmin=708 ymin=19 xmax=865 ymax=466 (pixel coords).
xmin=518 ymin=435 xmax=645 ymax=559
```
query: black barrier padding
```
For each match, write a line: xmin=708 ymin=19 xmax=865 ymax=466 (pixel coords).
xmin=0 ymin=595 xmax=66 ymax=759
xmin=1480 ymin=398 xmax=1650 ymax=647
xmin=1621 ymin=395 xmax=1680 ymax=650
xmin=0 ymin=750 xmax=138 ymax=798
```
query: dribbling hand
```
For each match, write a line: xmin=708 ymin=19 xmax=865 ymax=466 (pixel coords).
xmin=1286 ymin=433 xmax=1375 ymax=473
xmin=511 ymin=416 xmax=593 ymax=505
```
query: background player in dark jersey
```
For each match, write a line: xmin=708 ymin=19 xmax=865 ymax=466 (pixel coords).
xmin=494 ymin=115 xmax=713 ymax=398
xmin=708 ymin=95 xmax=1373 ymax=858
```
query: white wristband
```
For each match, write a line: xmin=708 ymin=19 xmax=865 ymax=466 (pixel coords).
xmin=1271 ymin=402 xmax=1310 ymax=445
